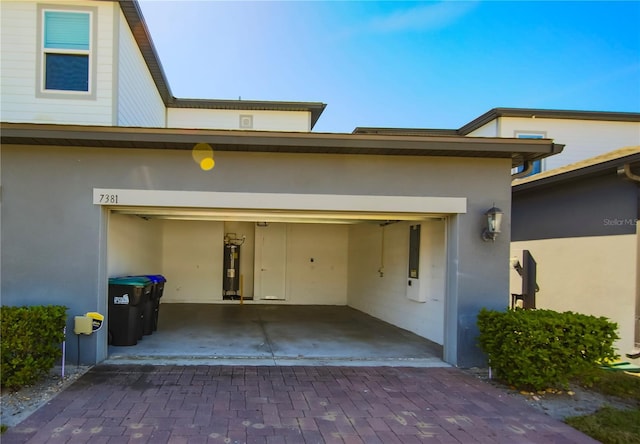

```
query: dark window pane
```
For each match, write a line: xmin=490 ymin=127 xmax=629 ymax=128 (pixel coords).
xmin=45 ymin=53 xmax=89 ymax=92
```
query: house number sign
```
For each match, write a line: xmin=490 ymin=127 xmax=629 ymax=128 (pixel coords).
xmin=97 ymin=193 xmax=119 ymax=204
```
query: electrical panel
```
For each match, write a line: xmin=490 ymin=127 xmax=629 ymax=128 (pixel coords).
xmin=407 ymin=224 xmax=427 ymax=302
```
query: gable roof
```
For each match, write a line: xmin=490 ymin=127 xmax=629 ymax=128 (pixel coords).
xmin=512 ymin=146 xmax=640 ymax=191
xmin=117 ymin=1 xmax=326 ymax=128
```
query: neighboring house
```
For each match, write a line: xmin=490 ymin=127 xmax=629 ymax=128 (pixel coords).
xmin=0 ymin=0 xmax=564 ymax=368
xmin=511 ymin=147 xmax=640 ymax=359
xmin=357 ymin=108 xmax=640 ymax=176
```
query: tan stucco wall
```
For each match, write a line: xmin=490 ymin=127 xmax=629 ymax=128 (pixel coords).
xmin=511 ymin=234 xmax=639 ymax=357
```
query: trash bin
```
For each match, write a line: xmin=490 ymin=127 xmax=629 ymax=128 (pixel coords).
xmin=134 ymin=275 xmax=166 ymax=335
xmin=143 ymin=274 xmax=166 ymax=332
xmin=108 ymin=276 xmax=152 ymax=346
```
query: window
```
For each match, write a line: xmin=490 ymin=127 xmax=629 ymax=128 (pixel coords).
xmin=38 ymin=7 xmax=95 ymax=96
xmin=514 ymin=132 xmax=545 ymax=176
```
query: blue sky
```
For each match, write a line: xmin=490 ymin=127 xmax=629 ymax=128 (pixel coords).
xmin=137 ymin=1 xmax=640 ymax=133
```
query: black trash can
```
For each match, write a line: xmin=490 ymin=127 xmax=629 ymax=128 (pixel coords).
xmin=134 ymin=275 xmax=166 ymax=335
xmin=108 ymin=276 xmax=152 ymax=346
xmin=143 ymin=275 xmax=166 ymax=332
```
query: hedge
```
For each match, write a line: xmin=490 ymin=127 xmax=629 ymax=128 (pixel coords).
xmin=1 ymin=305 xmax=67 ymax=390
xmin=477 ymin=308 xmax=619 ymax=391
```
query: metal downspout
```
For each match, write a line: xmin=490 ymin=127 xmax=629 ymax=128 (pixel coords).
xmin=511 ymin=161 xmax=533 ymax=180
xmin=621 ymin=163 xmax=640 ymax=183
xmin=619 ymin=163 xmax=640 ymax=357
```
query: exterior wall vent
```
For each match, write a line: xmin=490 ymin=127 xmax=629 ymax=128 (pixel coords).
xmin=239 ymin=114 xmax=253 ymax=129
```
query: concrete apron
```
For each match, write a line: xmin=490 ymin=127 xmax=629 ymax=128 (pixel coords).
xmin=106 ymin=304 xmax=448 ymax=367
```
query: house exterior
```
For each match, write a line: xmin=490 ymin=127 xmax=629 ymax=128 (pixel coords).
xmin=511 ymin=147 xmax=640 ymax=358
xmin=358 ymin=108 xmax=640 ymax=176
xmin=0 ymin=0 xmax=564 ymax=367
xmin=462 ymin=109 xmax=640 ymax=175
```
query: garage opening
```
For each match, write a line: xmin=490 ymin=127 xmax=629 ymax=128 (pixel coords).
xmin=100 ymin=190 xmax=461 ymax=365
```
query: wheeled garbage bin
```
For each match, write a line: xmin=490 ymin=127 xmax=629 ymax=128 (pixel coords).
xmin=143 ymin=275 xmax=166 ymax=332
xmin=108 ymin=276 xmax=152 ymax=346
xmin=134 ymin=275 xmax=166 ymax=335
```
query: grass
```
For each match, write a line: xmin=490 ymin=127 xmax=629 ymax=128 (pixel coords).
xmin=576 ymin=367 xmax=640 ymax=402
xmin=565 ymin=406 xmax=640 ymax=444
xmin=565 ymin=368 xmax=640 ymax=444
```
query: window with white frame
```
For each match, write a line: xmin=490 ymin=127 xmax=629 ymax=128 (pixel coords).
xmin=514 ymin=132 xmax=546 ymax=176
xmin=38 ymin=7 xmax=95 ymax=96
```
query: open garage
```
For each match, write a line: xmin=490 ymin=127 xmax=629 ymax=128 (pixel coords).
xmin=1 ymin=123 xmax=562 ymax=367
xmin=105 ymin=197 xmax=451 ymax=365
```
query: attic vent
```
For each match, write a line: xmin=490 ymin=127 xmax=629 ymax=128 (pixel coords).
xmin=239 ymin=115 xmax=253 ymax=129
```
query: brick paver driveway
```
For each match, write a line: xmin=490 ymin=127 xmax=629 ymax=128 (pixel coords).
xmin=2 ymin=365 xmax=596 ymax=443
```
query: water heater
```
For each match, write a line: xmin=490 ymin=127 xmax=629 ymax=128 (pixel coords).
xmin=223 ymin=234 xmax=245 ymax=300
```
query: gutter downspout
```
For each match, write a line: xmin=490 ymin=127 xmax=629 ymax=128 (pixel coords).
xmin=512 ymin=143 xmax=565 ymax=180
xmin=618 ymin=163 xmax=640 ymax=358
xmin=620 ymin=163 xmax=640 ymax=183
xmin=511 ymin=161 xmax=533 ymax=180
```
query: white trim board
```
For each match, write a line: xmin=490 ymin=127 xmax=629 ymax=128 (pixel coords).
xmin=93 ymin=189 xmax=467 ymax=215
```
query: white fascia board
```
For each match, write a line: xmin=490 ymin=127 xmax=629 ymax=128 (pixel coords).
xmin=94 ymin=189 xmax=467 ymax=214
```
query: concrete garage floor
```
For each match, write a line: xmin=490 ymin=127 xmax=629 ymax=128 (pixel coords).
xmin=107 ymin=304 xmax=446 ymax=367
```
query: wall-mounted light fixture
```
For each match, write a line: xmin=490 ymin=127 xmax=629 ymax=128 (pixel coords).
xmin=482 ymin=205 xmax=503 ymax=242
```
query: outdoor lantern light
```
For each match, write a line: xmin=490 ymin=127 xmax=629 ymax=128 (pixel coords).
xmin=482 ymin=205 xmax=503 ymax=242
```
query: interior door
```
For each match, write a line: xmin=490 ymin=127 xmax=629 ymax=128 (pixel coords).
xmin=254 ymin=223 xmax=287 ymax=300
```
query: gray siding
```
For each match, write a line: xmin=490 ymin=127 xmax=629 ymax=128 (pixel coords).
xmin=513 ymin=174 xmax=639 ymax=241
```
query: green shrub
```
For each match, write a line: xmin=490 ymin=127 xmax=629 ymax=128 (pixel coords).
xmin=477 ymin=308 xmax=619 ymax=391
xmin=1 ymin=305 xmax=67 ymax=390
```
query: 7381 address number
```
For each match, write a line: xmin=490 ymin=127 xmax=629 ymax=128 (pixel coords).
xmin=98 ymin=194 xmax=119 ymax=204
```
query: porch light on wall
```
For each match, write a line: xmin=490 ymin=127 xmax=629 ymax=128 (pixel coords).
xmin=482 ymin=205 xmax=503 ymax=242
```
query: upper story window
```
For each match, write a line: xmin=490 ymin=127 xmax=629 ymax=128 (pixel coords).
xmin=514 ymin=132 xmax=545 ymax=176
xmin=37 ymin=6 xmax=96 ymax=98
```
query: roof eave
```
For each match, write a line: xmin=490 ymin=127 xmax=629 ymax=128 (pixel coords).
xmin=118 ymin=0 xmax=173 ymax=103
xmin=0 ymin=122 xmax=561 ymax=166
xmin=169 ymin=99 xmax=327 ymax=130
xmin=460 ymin=108 xmax=640 ymax=135
xmin=513 ymin=153 xmax=640 ymax=193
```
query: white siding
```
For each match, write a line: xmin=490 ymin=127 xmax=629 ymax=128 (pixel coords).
xmin=498 ymin=118 xmax=640 ymax=171
xmin=1 ymin=0 xmax=115 ymax=125
xmin=467 ymin=116 xmax=640 ymax=172
xmin=466 ymin=120 xmax=498 ymax=137
xmin=116 ymin=9 xmax=165 ymax=127
xmin=167 ymin=108 xmax=311 ymax=131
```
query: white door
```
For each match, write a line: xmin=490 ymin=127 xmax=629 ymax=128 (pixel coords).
xmin=254 ymin=223 xmax=287 ymax=300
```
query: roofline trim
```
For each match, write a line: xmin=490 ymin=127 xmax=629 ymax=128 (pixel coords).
xmin=513 ymin=152 xmax=640 ymax=192
xmin=0 ymin=122 xmax=563 ymax=165
xmin=460 ymin=108 xmax=640 ymax=135
xmin=169 ymin=99 xmax=327 ymax=129
xmin=118 ymin=0 xmax=173 ymax=103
